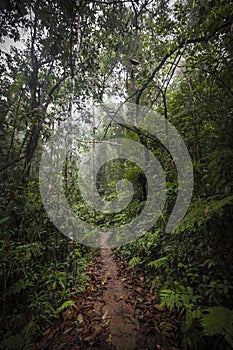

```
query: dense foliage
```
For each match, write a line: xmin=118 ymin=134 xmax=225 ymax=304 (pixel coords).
xmin=0 ymin=0 xmax=233 ymax=348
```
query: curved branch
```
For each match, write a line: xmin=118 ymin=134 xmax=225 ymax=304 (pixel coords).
xmin=135 ymin=20 xmax=232 ymax=105
xmin=43 ymin=73 xmax=68 ymax=110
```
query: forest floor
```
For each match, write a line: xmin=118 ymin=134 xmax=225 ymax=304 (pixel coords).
xmin=35 ymin=233 xmax=181 ymax=350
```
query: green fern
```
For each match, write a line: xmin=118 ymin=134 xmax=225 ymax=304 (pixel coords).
xmin=148 ymin=256 xmax=168 ymax=269
xmin=160 ymin=289 xmax=183 ymax=310
xmin=174 ymin=195 xmax=233 ymax=233
xmin=160 ymin=286 xmax=201 ymax=330
xmin=201 ymin=306 xmax=233 ymax=347
xmin=128 ymin=256 xmax=141 ymax=268
xmin=56 ymin=300 xmax=76 ymax=313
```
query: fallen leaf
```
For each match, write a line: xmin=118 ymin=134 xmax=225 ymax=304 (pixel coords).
xmin=159 ymin=321 xmax=174 ymax=332
xmin=63 ymin=327 xmax=74 ymax=335
xmin=154 ymin=304 xmax=166 ymax=312
xmin=102 ymin=310 xmax=108 ymax=320
xmin=77 ymin=313 xmax=84 ymax=324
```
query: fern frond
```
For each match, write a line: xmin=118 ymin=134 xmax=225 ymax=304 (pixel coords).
xmin=128 ymin=256 xmax=141 ymax=268
xmin=174 ymin=195 xmax=233 ymax=234
xmin=201 ymin=306 xmax=233 ymax=347
xmin=160 ymin=289 xmax=183 ymax=310
xmin=148 ymin=256 xmax=168 ymax=269
xmin=56 ymin=300 xmax=76 ymax=314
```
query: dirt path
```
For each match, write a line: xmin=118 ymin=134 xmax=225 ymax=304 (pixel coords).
xmin=99 ymin=233 xmax=139 ymax=349
xmin=36 ymin=234 xmax=181 ymax=349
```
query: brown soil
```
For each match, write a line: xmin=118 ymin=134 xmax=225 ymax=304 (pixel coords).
xmin=99 ymin=233 xmax=139 ymax=349
xmin=35 ymin=233 xmax=181 ymax=350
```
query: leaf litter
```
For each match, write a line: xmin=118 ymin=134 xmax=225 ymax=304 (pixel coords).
xmin=35 ymin=233 xmax=181 ymax=349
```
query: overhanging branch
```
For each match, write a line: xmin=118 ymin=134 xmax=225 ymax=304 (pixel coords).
xmin=135 ymin=20 xmax=232 ymax=105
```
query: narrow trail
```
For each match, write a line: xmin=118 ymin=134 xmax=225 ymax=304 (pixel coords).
xmin=99 ymin=233 xmax=139 ymax=349
xmin=36 ymin=234 xmax=181 ymax=350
